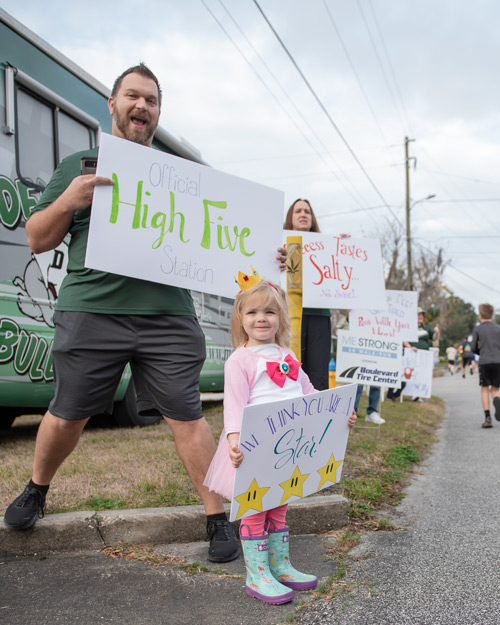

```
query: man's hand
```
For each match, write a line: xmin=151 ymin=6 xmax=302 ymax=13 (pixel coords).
xmin=60 ymin=175 xmax=114 ymax=215
xmin=26 ymin=174 xmax=114 ymax=254
xmin=227 ymin=433 xmax=244 ymax=468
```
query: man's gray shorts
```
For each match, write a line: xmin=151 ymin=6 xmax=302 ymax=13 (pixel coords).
xmin=49 ymin=311 xmax=206 ymax=421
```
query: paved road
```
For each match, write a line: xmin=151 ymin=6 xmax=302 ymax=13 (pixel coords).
xmin=298 ymin=371 xmax=500 ymax=625
xmin=3 ymin=372 xmax=499 ymax=625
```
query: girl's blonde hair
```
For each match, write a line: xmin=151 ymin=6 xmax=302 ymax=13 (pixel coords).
xmin=230 ymin=281 xmax=292 ymax=348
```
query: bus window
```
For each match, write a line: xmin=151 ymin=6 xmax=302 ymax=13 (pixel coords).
xmin=58 ymin=110 xmax=94 ymax=161
xmin=6 ymin=66 xmax=99 ymax=191
xmin=16 ymin=87 xmax=55 ymax=188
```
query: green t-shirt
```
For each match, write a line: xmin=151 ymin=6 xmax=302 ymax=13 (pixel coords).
xmin=30 ymin=148 xmax=195 ymax=316
xmin=410 ymin=323 xmax=434 ymax=351
xmin=303 ymin=307 xmax=331 ymax=317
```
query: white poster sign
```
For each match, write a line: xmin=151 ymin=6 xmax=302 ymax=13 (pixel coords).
xmin=401 ymin=348 xmax=434 ymax=399
xmin=86 ymin=134 xmax=284 ymax=298
xmin=283 ymin=231 xmax=386 ymax=309
xmin=229 ymin=384 xmax=357 ymax=522
xmin=349 ymin=290 xmax=418 ymax=341
xmin=335 ymin=329 xmax=402 ymax=388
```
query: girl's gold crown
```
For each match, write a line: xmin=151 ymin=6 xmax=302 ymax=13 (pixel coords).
xmin=234 ymin=266 xmax=261 ymax=291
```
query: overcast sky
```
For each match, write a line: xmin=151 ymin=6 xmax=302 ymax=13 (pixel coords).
xmin=4 ymin=0 xmax=500 ymax=312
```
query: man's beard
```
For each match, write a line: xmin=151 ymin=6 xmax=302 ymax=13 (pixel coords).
xmin=113 ymin=107 xmax=157 ymax=146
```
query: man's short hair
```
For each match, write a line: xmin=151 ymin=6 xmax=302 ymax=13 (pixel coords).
xmin=479 ymin=303 xmax=494 ymax=320
xmin=111 ymin=63 xmax=162 ymax=107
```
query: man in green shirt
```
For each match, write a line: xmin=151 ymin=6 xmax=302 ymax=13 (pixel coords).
xmin=4 ymin=64 xmax=239 ymax=562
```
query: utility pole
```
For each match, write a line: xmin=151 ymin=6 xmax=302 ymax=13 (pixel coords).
xmin=405 ymin=137 xmax=415 ymax=291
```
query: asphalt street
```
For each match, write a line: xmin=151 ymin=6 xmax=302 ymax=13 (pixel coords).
xmin=2 ymin=371 xmax=499 ymax=625
xmin=298 ymin=370 xmax=500 ymax=625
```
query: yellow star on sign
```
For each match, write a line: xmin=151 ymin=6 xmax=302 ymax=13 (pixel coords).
xmin=317 ymin=452 xmax=343 ymax=490
xmin=234 ymin=478 xmax=270 ymax=519
xmin=279 ymin=465 xmax=310 ymax=505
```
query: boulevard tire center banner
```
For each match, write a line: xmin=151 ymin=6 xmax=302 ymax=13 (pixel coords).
xmin=335 ymin=330 xmax=403 ymax=389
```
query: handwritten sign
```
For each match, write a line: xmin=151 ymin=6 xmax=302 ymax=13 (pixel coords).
xmin=85 ymin=134 xmax=284 ymax=298
xmin=349 ymin=290 xmax=418 ymax=341
xmin=229 ymin=384 xmax=357 ymax=522
xmin=401 ymin=348 xmax=434 ymax=398
xmin=335 ymin=329 xmax=402 ymax=388
xmin=283 ymin=231 xmax=386 ymax=309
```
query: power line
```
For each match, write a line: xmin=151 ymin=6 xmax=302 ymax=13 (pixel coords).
xmin=213 ymin=145 xmax=402 ymax=166
xmin=418 ymin=146 xmax=500 ymax=233
xmin=322 ymin=0 xmax=388 ymax=146
xmin=321 ymin=0 xmax=405 ymax=191
xmin=421 ymin=198 xmax=500 ymax=203
xmin=251 ymin=0 xmax=394 ymax=213
xmin=414 ymin=147 xmax=492 ymax=262
xmin=420 ymin=167 xmax=500 ymax=187
xmin=356 ymin=0 xmax=406 ymax=135
xmin=414 ymin=240 xmax=500 ymax=297
xmin=367 ymin=0 xmax=413 ymax=135
xmin=318 ymin=204 xmax=389 ymax=218
xmin=200 ymin=0 xmax=369 ymax=209
xmin=417 ymin=235 xmax=500 ymax=240
xmin=216 ymin=0 xmax=372 ymax=208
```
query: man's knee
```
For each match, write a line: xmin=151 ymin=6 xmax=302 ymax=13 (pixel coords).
xmin=164 ymin=415 xmax=209 ymax=434
xmin=43 ymin=411 xmax=89 ymax=433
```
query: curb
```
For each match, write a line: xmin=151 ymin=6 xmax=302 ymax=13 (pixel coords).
xmin=0 ymin=494 xmax=348 ymax=557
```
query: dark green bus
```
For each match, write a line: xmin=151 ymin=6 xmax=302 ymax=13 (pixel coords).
xmin=0 ymin=9 xmax=231 ymax=427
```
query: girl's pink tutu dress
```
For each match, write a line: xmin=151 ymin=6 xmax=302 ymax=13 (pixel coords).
xmin=204 ymin=343 xmax=315 ymax=499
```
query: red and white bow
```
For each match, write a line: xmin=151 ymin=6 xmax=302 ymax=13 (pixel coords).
xmin=266 ymin=354 xmax=300 ymax=388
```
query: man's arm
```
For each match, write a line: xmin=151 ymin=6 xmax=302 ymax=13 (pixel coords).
xmin=26 ymin=175 xmax=113 ymax=254
xmin=471 ymin=328 xmax=479 ymax=354
xmin=403 ymin=341 xmax=418 ymax=352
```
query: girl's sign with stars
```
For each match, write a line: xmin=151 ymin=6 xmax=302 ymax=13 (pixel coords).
xmin=229 ymin=384 xmax=357 ymax=522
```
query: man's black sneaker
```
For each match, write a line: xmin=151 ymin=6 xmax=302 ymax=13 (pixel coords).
xmin=494 ymin=397 xmax=500 ymax=421
xmin=4 ymin=485 xmax=45 ymax=530
xmin=482 ymin=415 xmax=493 ymax=429
xmin=206 ymin=519 xmax=239 ymax=562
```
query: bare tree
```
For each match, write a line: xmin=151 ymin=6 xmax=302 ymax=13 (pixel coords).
xmin=380 ymin=222 xmax=407 ymax=291
xmin=377 ymin=222 xmax=447 ymax=317
xmin=412 ymin=246 xmax=446 ymax=313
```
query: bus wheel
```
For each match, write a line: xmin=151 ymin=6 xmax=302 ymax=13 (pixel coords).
xmin=112 ymin=381 xmax=162 ymax=427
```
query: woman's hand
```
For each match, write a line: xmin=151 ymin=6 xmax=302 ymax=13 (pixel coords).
xmin=348 ymin=410 xmax=357 ymax=429
xmin=276 ymin=246 xmax=287 ymax=271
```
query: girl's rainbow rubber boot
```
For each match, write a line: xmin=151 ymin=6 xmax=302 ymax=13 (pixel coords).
xmin=240 ymin=525 xmax=294 ymax=605
xmin=267 ymin=523 xmax=318 ymax=591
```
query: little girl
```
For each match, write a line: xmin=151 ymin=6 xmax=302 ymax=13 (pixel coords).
xmin=204 ymin=280 xmax=356 ymax=605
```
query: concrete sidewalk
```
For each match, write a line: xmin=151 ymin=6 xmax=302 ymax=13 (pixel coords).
xmin=0 ymin=528 xmax=341 ymax=625
xmin=1 ymin=493 xmax=349 ymax=625
xmin=0 ymin=493 xmax=348 ymax=557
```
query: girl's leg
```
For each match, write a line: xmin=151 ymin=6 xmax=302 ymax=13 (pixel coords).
xmin=239 ymin=512 xmax=293 ymax=605
xmin=242 ymin=511 xmax=267 ymax=537
xmin=265 ymin=504 xmax=287 ymax=529
xmin=266 ymin=506 xmax=317 ymax=591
